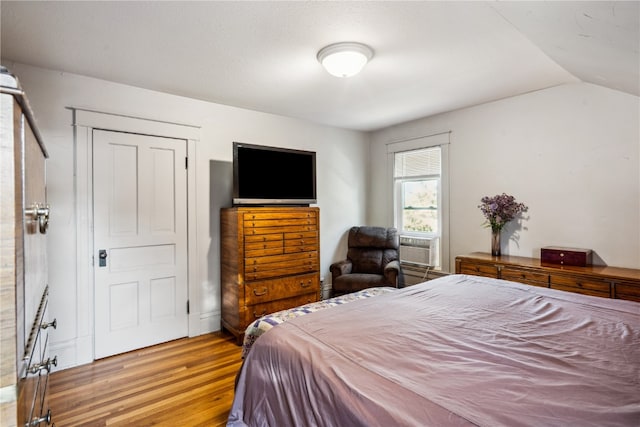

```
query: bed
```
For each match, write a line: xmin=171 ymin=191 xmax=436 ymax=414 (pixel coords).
xmin=241 ymin=286 xmax=396 ymax=359
xmin=228 ymin=274 xmax=640 ymax=426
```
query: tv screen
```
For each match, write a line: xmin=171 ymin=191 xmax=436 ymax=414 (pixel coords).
xmin=233 ymin=142 xmax=317 ymax=205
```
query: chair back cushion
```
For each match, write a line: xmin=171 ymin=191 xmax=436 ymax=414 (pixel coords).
xmin=347 ymin=226 xmax=399 ymax=274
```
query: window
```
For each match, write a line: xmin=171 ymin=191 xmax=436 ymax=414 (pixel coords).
xmin=387 ymin=133 xmax=449 ymax=271
xmin=394 ymin=147 xmax=441 ymax=236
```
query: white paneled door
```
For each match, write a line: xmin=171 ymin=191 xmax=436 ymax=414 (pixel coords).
xmin=93 ymin=130 xmax=188 ymax=359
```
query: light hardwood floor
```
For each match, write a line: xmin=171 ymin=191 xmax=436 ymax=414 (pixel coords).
xmin=49 ymin=332 xmax=243 ymax=426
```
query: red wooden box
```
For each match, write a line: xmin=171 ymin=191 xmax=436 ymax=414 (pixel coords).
xmin=541 ymin=246 xmax=592 ymax=266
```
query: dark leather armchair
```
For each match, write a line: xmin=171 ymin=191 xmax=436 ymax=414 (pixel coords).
xmin=330 ymin=226 xmax=401 ymax=296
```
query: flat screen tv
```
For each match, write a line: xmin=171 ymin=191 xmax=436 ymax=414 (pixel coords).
xmin=233 ymin=142 xmax=317 ymax=206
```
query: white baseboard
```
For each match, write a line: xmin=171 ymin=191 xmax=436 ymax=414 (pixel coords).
xmin=194 ymin=310 xmax=221 ymax=336
xmin=50 ymin=334 xmax=93 ymax=372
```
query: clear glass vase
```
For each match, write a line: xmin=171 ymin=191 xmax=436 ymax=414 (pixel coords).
xmin=491 ymin=229 xmax=501 ymax=256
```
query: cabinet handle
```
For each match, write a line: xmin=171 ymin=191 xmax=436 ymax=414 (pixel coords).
xmin=253 ymin=309 xmax=267 ymax=318
xmin=27 ymin=408 xmax=51 ymax=426
xmin=300 ymin=281 xmax=311 ymax=288
xmin=41 ymin=318 xmax=57 ymax=330
xmin=253 ymin=287 xmax=268 ymax=296
xmin=29 ymin=356 xmax=57 ymax=375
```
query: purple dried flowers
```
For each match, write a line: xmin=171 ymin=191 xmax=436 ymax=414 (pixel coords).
xmin=478 ymin=193 xmax=528 ymax=232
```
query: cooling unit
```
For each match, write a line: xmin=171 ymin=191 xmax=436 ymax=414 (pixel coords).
xmin=399 ymin=236 xmax=438 ymax=267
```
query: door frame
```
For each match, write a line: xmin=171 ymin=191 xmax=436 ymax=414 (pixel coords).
xmin=72 ymin=108 xmax=199 ymax=361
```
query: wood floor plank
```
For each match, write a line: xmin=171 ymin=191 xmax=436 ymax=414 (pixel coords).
xmin=49 ymin=332 xmax=243 ymax=426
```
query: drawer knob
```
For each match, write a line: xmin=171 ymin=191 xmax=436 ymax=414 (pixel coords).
xmin=29 ymin=356 xmax=57 ymax=375
xmin=253 ymin=287 xmax=268 ymax=296
xmin=300 ymin=281 xmax=311 ymax=288
xmin=27 ymin=408 xmax=51 ymax=426
xmin=253 ymin=309 xmax=267 ymax=318
xmin=41 ymin=318 xmax=57 ymax=330
xmin=25 ymin=203 xmax=50 ymax=234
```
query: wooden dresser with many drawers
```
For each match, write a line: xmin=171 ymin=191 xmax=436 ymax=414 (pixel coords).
xmin=220 ymin=206 xmax=320 ymax=343
xmin=456 ymin=252 xmax=640 ymax=301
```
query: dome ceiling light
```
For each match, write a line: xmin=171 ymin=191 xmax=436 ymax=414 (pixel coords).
xmin=317 ymin=42 xmax=374 ymax=78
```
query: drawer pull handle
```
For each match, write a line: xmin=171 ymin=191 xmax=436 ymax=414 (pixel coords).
xmin=29 ymin=356 xmax=57 ymax=375
xmin=25 ymin=203 xmax=50 ymax=234
xmin=27 ymin=408 xmax=51 ymax=426
xmin=253 ymin=287 xmax=268 ymax=296
xmin=300 ymin=281 xmax=311 ymax=288
xmin=253 ymin=309 xmax=267 ymax=318
xmin=41 ymin=318 xmax=57 ymax=330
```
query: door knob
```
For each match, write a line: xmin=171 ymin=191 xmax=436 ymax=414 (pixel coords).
xmin=98 ymin=249 xmax=107 ymax=267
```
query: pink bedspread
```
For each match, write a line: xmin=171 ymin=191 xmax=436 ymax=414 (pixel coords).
xmin=228 ymin=274 xmax=640 ymax=426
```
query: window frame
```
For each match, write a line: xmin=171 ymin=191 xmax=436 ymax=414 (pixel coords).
xmin=386 ymin=132 xmax=450 ymax=272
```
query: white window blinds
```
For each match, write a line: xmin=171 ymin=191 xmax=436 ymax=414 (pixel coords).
xmin=394 ymin=146 xmax=441 ymax=178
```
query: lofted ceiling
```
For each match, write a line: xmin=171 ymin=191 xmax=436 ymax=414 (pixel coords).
xmin=1 ymin=1 xmax=638 ymax=132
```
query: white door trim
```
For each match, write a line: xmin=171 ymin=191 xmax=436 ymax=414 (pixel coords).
xmin=72 ymin=108 xmax=200 ymax=362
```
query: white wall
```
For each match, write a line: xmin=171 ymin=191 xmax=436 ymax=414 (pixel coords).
xmin=6 ymin=62 xmax=370 ymax=369
xmin=370 ymin=82 xmax=640 ymax=270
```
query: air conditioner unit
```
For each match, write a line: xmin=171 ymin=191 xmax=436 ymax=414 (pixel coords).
xmin=399 ymin=236 xmax=438 ymax=267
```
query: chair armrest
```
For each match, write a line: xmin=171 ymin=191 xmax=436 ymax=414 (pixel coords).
xmin=330 ymin=259 xmax=352 ymax=282
xmin=383 ymin=260 xmax=401 ymax=287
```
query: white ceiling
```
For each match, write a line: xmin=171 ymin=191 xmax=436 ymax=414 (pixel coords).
xmin=1 ymin=1 xmax=638 ymax=131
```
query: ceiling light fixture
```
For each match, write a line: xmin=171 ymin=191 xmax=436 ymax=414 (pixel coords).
xmin=317 ymin=42 xmax=374 ymax=78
